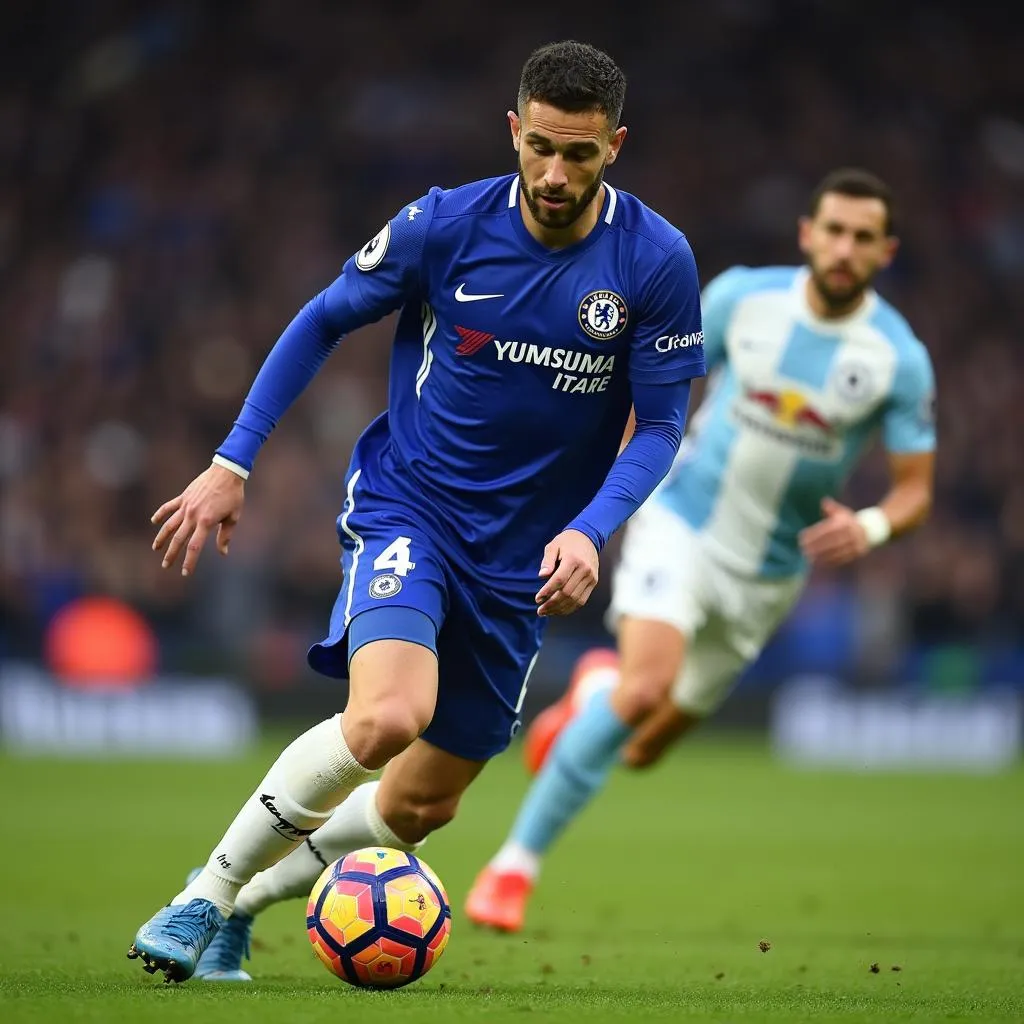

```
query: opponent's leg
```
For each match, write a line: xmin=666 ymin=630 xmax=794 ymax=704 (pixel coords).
xmin=522 ymin=648 xmax=619 ymax=775
xmin=467 ymin=617 xmax=685 ymax=932
xmin=619 ymin=699 xmax=700 ymax=768
xmin=130 ymin=636 xmax=437 ymax=983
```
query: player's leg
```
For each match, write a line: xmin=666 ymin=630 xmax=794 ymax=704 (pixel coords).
xmin=618 ymin=615 xmax=741 ymax=771
xmin=619 ymin=569 xmax=810 ymax=769
xmin=194 ymin=563 xmax=534 ymax=979
xmin=227 ymin=782 xmax=404 ymax=924
xmin=467 ymin=503 xmax=704 ymax=932
xmin=192 ymin=779 xmax=397 ymax=982
xmin=132 ymin=637 xmax=437 ymax=982
xmin=466 ymin=616 xmax=688 ymax=930
xmin=521 ymin=647 xmax=620 ymax=775
xmin=618 ymin=698 xmax=700 ymax=768
xmin=130 ymin=496 xmax=447 ymax=983
xmin=272 ymin=571 xmax=537 ymax=857
xmin=194 ymin=743 xmax=482 ymax=982
xmin=224 ymin=739 xmax=485 ymax=921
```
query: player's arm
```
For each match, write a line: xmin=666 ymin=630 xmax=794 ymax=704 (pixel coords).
xmin=536 ymin=380 xmax=694 ymax=616
xmin=536 ymin=237 xmax=705 ymax=616
xmin=800 ymin=345 xmax=936 ymax=567
xmin=152 ymin=195 xmax=437 ymax=576
xmin=875 ymin=450 xmax=934 ymax=536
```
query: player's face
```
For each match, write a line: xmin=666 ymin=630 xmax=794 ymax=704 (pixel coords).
xmin=798 ymin=193 xmax=898 ymax=312
xmin=509 ymin=101 xmax=626 ymax=236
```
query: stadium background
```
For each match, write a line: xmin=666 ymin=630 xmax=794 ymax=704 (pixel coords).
xmin=1 ymin=0 xmax=1022 ymax=764
xmin=2 ymin=5 xmax=1023 ymax=1021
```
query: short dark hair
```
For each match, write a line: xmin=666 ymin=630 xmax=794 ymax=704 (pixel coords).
xmin=518 ymin=40 xmax=626 ymax=128
xmin=809 ymin=167 xmax=896 ymax=235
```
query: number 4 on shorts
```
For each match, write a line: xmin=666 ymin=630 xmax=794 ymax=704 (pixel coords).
xmin=373 ymin=536 xmax=416 ymax=577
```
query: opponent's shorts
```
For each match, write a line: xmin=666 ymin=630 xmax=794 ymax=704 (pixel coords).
xmin=308 ymin=471 xmax=544 ymax=762
xmin=607 ymin=501 xmax=805 ymax=716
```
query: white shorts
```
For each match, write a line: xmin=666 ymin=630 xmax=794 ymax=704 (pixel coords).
xmin=606 ymin=501 xmax=805 ymax=716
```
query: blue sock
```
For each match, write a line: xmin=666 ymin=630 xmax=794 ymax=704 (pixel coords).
xmin=510 ymin=690 xmax=630 ymax=855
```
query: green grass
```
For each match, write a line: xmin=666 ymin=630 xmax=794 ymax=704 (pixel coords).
xmin=3 ymin=733 xmax=1023 ymax=1022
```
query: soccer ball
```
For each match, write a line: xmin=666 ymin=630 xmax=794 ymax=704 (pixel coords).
xmin=306 ymin=847 xmax=451 ymax=988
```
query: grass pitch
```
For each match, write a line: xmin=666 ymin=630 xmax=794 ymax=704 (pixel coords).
xmin=3 ymin=732 xmax=1022 ymax=1022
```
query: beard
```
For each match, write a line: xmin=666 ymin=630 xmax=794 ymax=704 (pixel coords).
xmin=518 ymin=160 xmax=606 ymax=230
xmin=809 ymin=262 xmax=871 ymax=311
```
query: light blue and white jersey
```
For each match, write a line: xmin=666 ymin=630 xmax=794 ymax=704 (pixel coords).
xmin=656 ymin=265 xmax=936 ymax=579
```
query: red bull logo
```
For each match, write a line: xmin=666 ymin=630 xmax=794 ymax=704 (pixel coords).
xmin=746 ymin=388 xmax=833 ymax=434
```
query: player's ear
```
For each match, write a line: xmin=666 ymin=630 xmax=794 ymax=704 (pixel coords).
xmin=605 ymin=125 xmax=627 ymax=165
xmin=508 ymin=110 xmax=521 ymax=152
xmin=797 ymin=215 xmax=814 ymax=257
xmin=879 ymin=235 xmax=899 ymax=269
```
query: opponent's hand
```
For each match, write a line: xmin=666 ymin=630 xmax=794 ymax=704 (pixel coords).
xmin=151 ymin=463 xmax=246 ymax=576
xmin=535 ymin=529 xmax=600 ymax=617
xmin=798 ymin=496 xmax=869 ymax=568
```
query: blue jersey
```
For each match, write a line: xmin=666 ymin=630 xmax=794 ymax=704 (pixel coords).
xmin=344 ymin=175 xmax=704 ymax=583
xmin=222 ymin=173 xmax=705 ymax=586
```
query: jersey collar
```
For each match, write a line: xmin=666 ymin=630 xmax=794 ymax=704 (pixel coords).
xmin=506 ymin=176 xmax=616 ymax=261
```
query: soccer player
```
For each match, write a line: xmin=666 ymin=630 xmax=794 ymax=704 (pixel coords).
xmin=128 ymin=40 xmax=706 ymax=983
xmin=464 ymin=167 xmax=938 ymax=933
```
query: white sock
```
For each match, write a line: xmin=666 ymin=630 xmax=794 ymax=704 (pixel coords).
xmin=171 ymin=715 xmax=374 ymax=916
xmin=233 ymin=780 xmax=420 ymax=917
xmin=489 ymin=840 xmax=541 ymax=881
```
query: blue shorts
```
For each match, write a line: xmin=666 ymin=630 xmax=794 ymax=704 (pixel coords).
xmin=308 ymin=478 xmax=545 ymax=762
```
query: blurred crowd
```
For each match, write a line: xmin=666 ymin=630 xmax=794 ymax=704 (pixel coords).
xmin=1 ymin=0 xmax=1022 ymax=685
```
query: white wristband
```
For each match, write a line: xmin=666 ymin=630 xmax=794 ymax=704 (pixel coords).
xmin=211 ymin=454 xmax=250 ymax=480
xmin=855 ymin=506 xmax=891 ymax=548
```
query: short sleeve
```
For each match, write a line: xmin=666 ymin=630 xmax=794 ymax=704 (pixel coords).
xmin=883 ymin=341 xmax=937 ymax=453
xmin=340 ymin=189 xmax=442 ymax=320
xmin=628 ymin=237 xmax=706 ymax=386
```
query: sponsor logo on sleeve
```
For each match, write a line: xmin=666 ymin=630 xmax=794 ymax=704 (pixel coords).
xmin=654 ymin=331 xmax=703 ymax=353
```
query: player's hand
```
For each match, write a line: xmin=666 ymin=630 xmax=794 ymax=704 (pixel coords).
xmin=151 ymin=463 xmax=246 ymax=576
xmin=535 ymin=529 xmax=600 ymax=617
xmin=798 ymin=496 xmax=870 ymax=568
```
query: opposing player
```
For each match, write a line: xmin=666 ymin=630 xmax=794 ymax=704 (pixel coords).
xmin=465 ymin=167 xmax=937 ymax=932
xmin=127 ymin=40 xmax=706 ymax=983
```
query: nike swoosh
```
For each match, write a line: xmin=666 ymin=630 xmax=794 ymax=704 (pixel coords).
xmin=455 ymin=283 xmax=504 ymax=302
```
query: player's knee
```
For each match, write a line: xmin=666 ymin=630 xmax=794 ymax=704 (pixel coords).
xmin=612 ymin=667 xmax=676 ymax=726
xmin=620 ymin=704 xmax=699 ymax=769
xmin=385 ymin=792 xmax=461 ymax=845
xmin=342 ymin=701 xmax=427 ymax=770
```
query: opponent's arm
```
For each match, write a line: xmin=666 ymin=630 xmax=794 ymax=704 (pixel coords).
xmin=798 ymin=450 xmax=934 ymax=568
xmin=800 ymin=342 xmax=936 ymax=568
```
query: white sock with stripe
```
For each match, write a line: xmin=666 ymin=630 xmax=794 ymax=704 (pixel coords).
xmin=171 ymin=716 xmax=375 ymax=916
xmin=233 ymin=781 xmax=420 ymax=916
